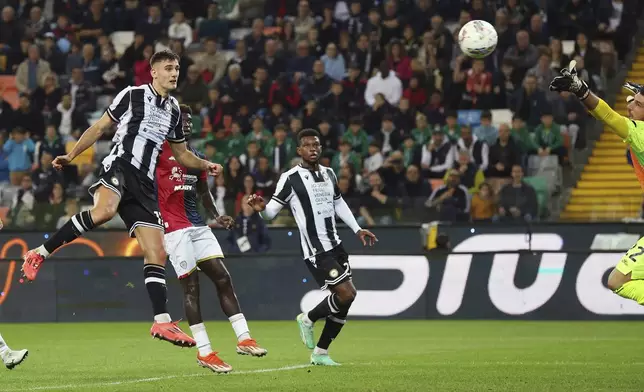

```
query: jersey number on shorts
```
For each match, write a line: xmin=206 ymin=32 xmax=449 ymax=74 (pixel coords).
xmin=627 ymin=245 xmax=644 ymax=263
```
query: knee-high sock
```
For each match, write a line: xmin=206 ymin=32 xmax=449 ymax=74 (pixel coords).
xmin=315 ymin=306 xmax=349 ymax=352
xmin=144 ymin=264 xmax=170 ymax=322
xmin=614 ymin=280 xmax=644 ymax=305
xmin=307 ymin=293 xmax=340 ymax=323
xmin=41 ymin=211 xmax=95 ymax=255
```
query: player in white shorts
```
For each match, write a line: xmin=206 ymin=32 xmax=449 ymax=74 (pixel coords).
xmin=156 ymin=105 xmax=267 ymax=374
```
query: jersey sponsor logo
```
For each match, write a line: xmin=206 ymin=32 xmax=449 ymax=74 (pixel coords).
xmin=169 ymin=167 xmax=183 ymax=181
xmin=174 ymin=184 xmax=193 ymax=191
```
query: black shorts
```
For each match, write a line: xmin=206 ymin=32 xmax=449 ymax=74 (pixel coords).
xmin=88 ymin=157 xmax=163 ymax=237
xmin=305 ymin=244 xmax=352 ymax=290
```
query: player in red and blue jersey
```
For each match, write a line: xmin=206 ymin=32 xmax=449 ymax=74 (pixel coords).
xmin=156 ymin=105 xmax=267 ymax=374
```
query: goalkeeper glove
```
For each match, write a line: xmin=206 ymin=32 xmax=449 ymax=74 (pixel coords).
xmin=549 ymin=60 xmax=589 ymax=100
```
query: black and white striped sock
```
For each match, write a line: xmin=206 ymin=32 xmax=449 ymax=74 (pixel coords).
xmin=144 ymin=264 xmax=170 ymax=322
xmin=43 ymin=211 xmax=95 ymax=255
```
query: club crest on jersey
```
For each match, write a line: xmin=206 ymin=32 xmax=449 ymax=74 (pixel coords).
xmin=111 ymin=177 xmax=119 ymax=186
xmin=329 ymin=269 xmax=339 ymax=278
xmin=169 ymin=166 xmax=183 ymax=181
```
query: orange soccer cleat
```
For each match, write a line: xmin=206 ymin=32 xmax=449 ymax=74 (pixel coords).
xmin=236 ymin=338 xmax=268 ymax=357
xmin=21 ymin=250 xmax=46 ymax=282
xmin=197 ymin=352 xmax=232 ymax=373
xmin=150 ymin=320 xmax=196 ymax=348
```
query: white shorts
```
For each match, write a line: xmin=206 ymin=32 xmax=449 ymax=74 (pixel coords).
xmin=164 ymin=226 xmax=224 ymax=279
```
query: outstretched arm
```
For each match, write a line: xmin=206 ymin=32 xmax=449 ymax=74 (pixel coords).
xmin=67 ymin=113 xmax=113 ymax=160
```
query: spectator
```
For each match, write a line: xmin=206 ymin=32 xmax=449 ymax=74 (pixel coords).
xmin=307 ymin=25 xmax=324 ymax=58
xmin=510 ymin=74 xmax=548 ymax=127
xmin=557 ymin=90 xmax=586 ymax=149
xmin=494 ymin=10 xmax=515 ymax=63
xmin=319 ymin=5 xmax=339 ymax=49
xmin=332 ymin=140 xmax=362 ymax=174
xmin=321 ymin=43 xmax=346 ymax=82
xmin=228 ymin=195 xmax=271 ymax=253
xmin=13 ymin=94 xmax=45 ymax=140
xmin=470 ymin=182 xmax=496 ymax=221
xmin=456 ymin=125 xmax=489 ymax=172
xmin=252 ymin=156 xmax=276 ymax=195
xmin=78 ymin=0 xmax=110 ymax=46
xmin=0 ymin=7 xmax=22 ymax=60
xmin=15 ymin=44 xmax=51 ymax=95
xmin=288 ymin=40 xmax=316 ymax=76
xmin=42 ymin=33 xmax=65 ymax=75
xmin=226 ymin=121 xmax=248 ymax=158
xmin=342 ymin=63 xmax=367 ymax=113
xmin=364 ymin=142 xmax=384 ymax=176
xmin=342 ymin=118 xmax=369 ymax=157
xmin=65 ymin=67 xmax=96 ymax=114
xmin=244 ymin=18 xmax=266 ymax=59
xmin=294 ymin=1 xmax=316 ymax=41
xmin=503 ymin=30 xmax=539 ymax=81
xmin=0 ymin=93 xmax=14 ymax=134
xmin=235 ymin=174 xmax=263 ymax=215
xmin=31 ymin=72 xmax=62 ymax=115
xmin=137 ymin=3 xmax=167 ymax=44
xmin=359 ymin=171 xmax=398 ymax=226
xmin=498 ymin=165 xmax=538 ymax=221
xmin=245 ymin=118 xmax=272 ymax=148
xmin=450 ymin=150 xmax=484 ymax=194
xmin=218 ymin=64 xmax=247 ymax=114
xmin=116 ymin=0 xmax=143 ymax=31
xmin=510 ymin=116 xmax=537 ymax=157
xmin=34 ymin=125 xmax=66 ymax=165
xmin=168 ymin=9 xmax=193 ymax=47
xmin=492 ymin=59 xmax=518 ymax=108
xmin=425 ymin=91 xmax=446 ymax=126
xmin=364 ymin=61 xmax=403 ymax=107
xmin=213 ymin=175 xmax=227 ymax=218
xmin=200 ymin=38 xmax=228 ymax=87
xmin=534 ymin=109 xmax=566 ymax=165
xmin=426 ymin=169 xmax=470 ymax=222
xmin=473 ymin=111 xmax=498 ymax=146
xmin=240 ymin=140 xmax=262 ymax=172
xmin=317 ymin=119 xmax=338 ymax=155
xmin=263 ymin=102 xmax=290 ymax=132
xmin=549 ymin=38 xmax=570 ymax=71
xmin=487 ymin=123 xmax=521 ymax=192
xmin=403 ymin=76 xmax=427 ymax=110
xmin=79 ymin=43 xmax=101 ymax=86
xmin=32 ymin=151 xmax=63 ymax=202
xmin=379 ymin=150 xmax=407 ymax=191
xmin=246 ymin=66 xmax=270 ymax=113
xmin=264 ymin=124 xmax=296 ymax=173
xmin=387 ymin=40 xmax=412 ymax=84
xmin=469 ymin=0 xmax=494 ymax=23
xmin=258 ymin=40 xmax=285 ymax=81
xmin=560 ymin=0 xmax=596 ymax=40
xmin=302 ymin=60 xmax=332 ymax=102
xmin=527 ymin=51 xmax=558 ymax=96
xmin=414 ymin=130 xmax=455 ymax=179
xmin=268 ymin=73 xmax=301 ymax=113
xmin=180 ymin=65 xmax=209 ymax=112
xmin=24 ymin=6 xmax=47 ymax=40
xmin=197 ymin=3 xmax=230 ymax=45
xmin=225 ymin=156 xmax=245 ymax=197
xmin=301 ymin=100 xmax=321 ymax=129
xmin=527 ymin=14 xmax=549 ymax=47
xmin=7 ymin=175 xmax=35 ymax=229
xmin=278 ymin=21 xmax=297 ymax=55
xmin=374 ymin=114 xmax=401 ymax=155
xmin=349 ymin=33 xmax=383 ymax=80
xmin=203 ymin=141 xmax=226 ymax=167
xmin=442 ymin=111 xmax=461 ymax=143
xmin=320 ymin=81 xmax=350 ymax=126
xmin=400 ymin=135 xmax=415 ymax=166
xmin=99 ymin=47 xmax=128 ymax=94
xmin=134 ymin=45 xmax=154 ymax=86
xmin=402 ymin=164 xmax=431 ymax=207
xmin=120 ymin=33 xmax=146 ymax=71
xmin=463 ymin=59 xmax=492 ymax=109
xmin=56 ymin=198 xmax=79 ymax=230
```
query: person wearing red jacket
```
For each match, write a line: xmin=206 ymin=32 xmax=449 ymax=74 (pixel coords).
xmin=268 ymin=73 xmax=301 ymax=113
xmin=402 ymin=76 xmax=427 ymax=109
xmin=387 ymin=40 xmax=412 ymax=84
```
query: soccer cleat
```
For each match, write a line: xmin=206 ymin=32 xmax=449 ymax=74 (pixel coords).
xmin=296 ymin=313 xmax=315 ymax=349
xmin=21 ymin=250 xmax=45 ymax=282
xmin=310 ymin=353 xmax=340 ymax=366
xmin=236 ymin=338 xmax=267 ymax=357
xmin=3 ymin=349 xmax=28 ymax=370
xmin=197 ymin=352 xmax=232 ymax=374
xmin=150 ymin=320 xmax=196 ymax=347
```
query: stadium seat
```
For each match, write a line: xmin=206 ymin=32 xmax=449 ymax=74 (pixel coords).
xmin=457 ymin=110 xmax=481 ymax=127
xmin=523 ymin=176 xmax=549 ymax=217
xmin=111 ymin=31 xmax=135 ymax=56
xmin=562 ymin=40 xmax=575 ymax=55
xmin=0 ymin=75 xmax=19 ymax=108
xmin=490 ymin=109 xmax=512 ymax=128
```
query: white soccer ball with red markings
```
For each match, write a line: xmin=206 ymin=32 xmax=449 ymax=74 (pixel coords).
xmin=458 ymin=20 xmax=498 ymax=59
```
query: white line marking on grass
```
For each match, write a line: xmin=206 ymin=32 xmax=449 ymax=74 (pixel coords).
xmin=13 ymin=364 xmax=311 ymax=391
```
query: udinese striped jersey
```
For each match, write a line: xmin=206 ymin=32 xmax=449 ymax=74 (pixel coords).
xmin=104 ymin=84 xmax=185 ymax=180
xmin=271 ymin=164 xmax=343 ymax=259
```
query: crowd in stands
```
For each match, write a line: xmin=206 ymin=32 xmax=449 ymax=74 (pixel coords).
xmin=0 ymin=0 xmax=641 ymax=234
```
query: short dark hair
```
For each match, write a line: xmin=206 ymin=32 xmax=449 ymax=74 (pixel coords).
xmin=481 ymin=110 xmax=492 ymax=120
xmin=297 ymin=128 xmax=321 ymax=145
xmin=179 ymin=104 xmax=192 ymax=114
xmin=150 ymin=50 xmax=180 ymax=66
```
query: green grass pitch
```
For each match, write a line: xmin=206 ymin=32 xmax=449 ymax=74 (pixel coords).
xmin=1 ymin=320 xmax=643 ymax=391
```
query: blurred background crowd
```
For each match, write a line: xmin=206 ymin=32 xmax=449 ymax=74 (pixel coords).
xmin=0 ymin=0 xmax=641 ymax=250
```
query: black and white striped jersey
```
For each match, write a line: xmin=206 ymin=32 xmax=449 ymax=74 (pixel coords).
xmin=271 ymin=164 xmax=343 ymax=259
xmin=103 ymin=84 xmax=185 ymax=180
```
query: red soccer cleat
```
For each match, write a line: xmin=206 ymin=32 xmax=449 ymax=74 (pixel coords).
xmin=150 ymin=320 xmax=196 ymax=348
xmin=236 ymin=338 xmax=268 ymax=357
xmin=21 ymin=250 xmax=45 ymax=282
xmin=197 ymin=352 xmax=232 ymax=374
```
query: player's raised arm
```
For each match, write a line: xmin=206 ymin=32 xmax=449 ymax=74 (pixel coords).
xmin=550 ymin=61 xmax=630 ymax=140
xmin=54 ymin=112 xmax=113 ymax=170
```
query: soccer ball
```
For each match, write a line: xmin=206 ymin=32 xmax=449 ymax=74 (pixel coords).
xmin=458 ymin=20 xmax=498 ymax=59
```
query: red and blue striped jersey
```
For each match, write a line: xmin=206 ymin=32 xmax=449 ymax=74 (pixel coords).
xmin=156 ymin=141 xmax=207 ymax=233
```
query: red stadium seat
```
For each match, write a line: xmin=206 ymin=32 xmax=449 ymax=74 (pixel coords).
xmin=0 ymin=75 xmax=19 ymax=109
